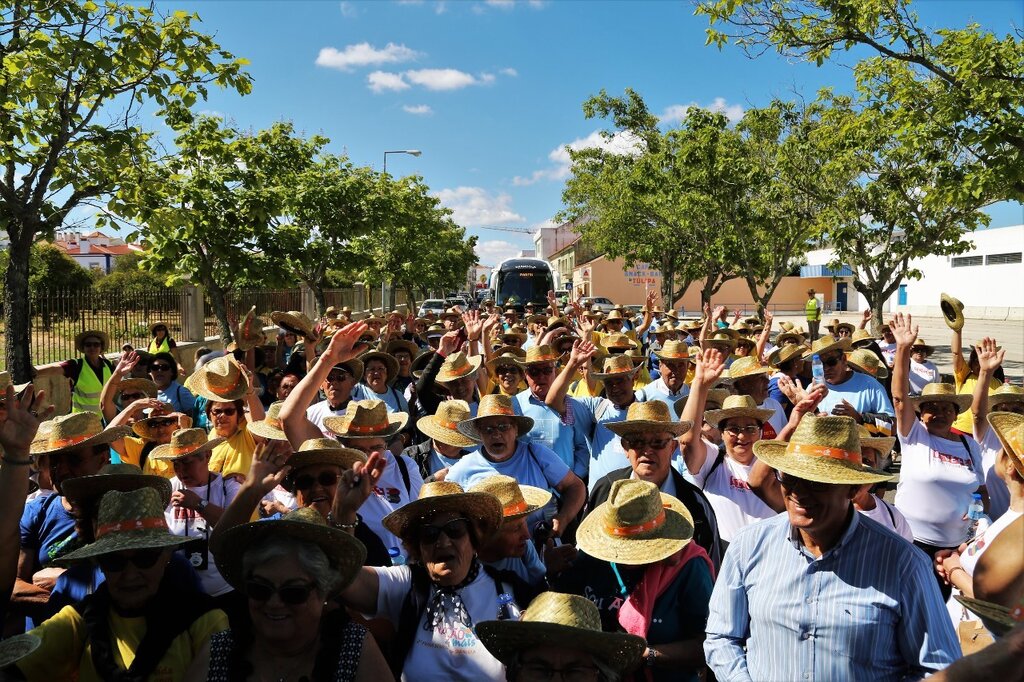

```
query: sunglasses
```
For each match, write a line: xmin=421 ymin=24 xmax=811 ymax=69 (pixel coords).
xmin=723 ymin=425 xmax=760 ymax=436
xmin=419 ymin=517 xmax=471 ymax=545
xmin=525 ymin=366 xmax=555 ymax=377
xmin=480 ymin=422 xmax=514 ymax=435
xmin=150 ymin=364 xmax=173 ymax=372
xmin=622 ymin=436 xmax=673 ymax=451
xmin=776 ymin=471 xmax=831 ymax=492
xmin=294 ymin=471 xmax=340 ymax=490
xmin=210 ymin=408 xmax=237 ymax=417
xmin=495 ymin=365 xmax=521 ymax=375
xmin=326 ymin=372 xmax=351 ymax=383
xmin=148 ymin=417 xmax=177 ymax=428
xmin=97 ymin=548 xmax=165 ymax=573
xmin=120 ymin=392 xmax=146 ymax=402
xmin=820 ymin=354 xmax=843 ymax=367
xmin=245 ymin=579 xmax=317 ymax=605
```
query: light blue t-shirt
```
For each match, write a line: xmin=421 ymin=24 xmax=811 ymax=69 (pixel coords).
xmin=643 ymin=378 xmax=690 ymax=417
xmin=573 ymin=393 xmax=647 ymax=492
xmin=818 ymin=370 xmax=895 ymax=418
xmin=486 ymin=540 xmax=546 ymax=587
xmin=361 ymin=383 xmax=409 ymax=414
xmin=514 ymin=390 xmax=591 ymax=479
xmin=447 ymin=440 xmax=570 ymax=526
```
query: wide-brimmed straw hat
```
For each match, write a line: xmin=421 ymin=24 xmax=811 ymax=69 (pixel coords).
xmin=703 ymin=330 xmax=738 ymax=352
xmin=990 ymin=384 xmax=1024 ymax=409
xmin=673 ymin=388 xmax=730 ymax=417
xmin=61 ymin=462 xmax=172 ymax=508
xmin=247 ymin=401 xmax=288 ymax=441
xmin=271 ymin=310 xmax=315 ymax=339
xmin=457 ymin=393 xmax=534 ymax=442
xmin=215 ymin=507 xmax=366 ymax=594
xmin=940 ymin=293 xmax=965 ymax=332
xmin=513 ymin=344 xmax=564 ymax=367
xmin=74 ymin=330 xmax=109 ymax=353
xmin=703 ymin=395 xmax=775 ymax=428
xmin=469 ymin=475 xmax=551 ymax=521
xmin=117 ymin=378 xmax=159 ymax=399
xmin=234 ymin=306 xmax=267 ymax=351
xmin=0 ymin=634 xmax=41 ymax=669
xmin=382 ymin=480 xmax=502 ymax=541
xmin=417 ymin=400 xmax=479 ymax=448
xmin=435 ymin=351 xmax=483 ymax=383
xmin=150 ymin=428 xmax=225 ymax=461
xmin=850 ymin=329 xmax=875 ymax=348
xmin=954 ymin=596 xmax=1018 ymax=637
xmin=324 ymin=399 xmax=408 ymax=440
xmin=988 ymin=412 xmax=1024 ymax=479
xmin=600 ymin=334 xmax=637 ymax=352
xmin=57 ymin=487 xmax=186 ymax=564
xmin=34 ymin=412 xmax=131 ymax=456
xmin=439 ymin=307 xmax=463 ymax=323
xmin=606 ymin=400 xmax=692 ymax=437
xmin=590 ymin=354 xmax=641 ymax=382
xmin=476 ymin=591 xmax=646 ymax=674
xmin=132 ymin=413 xmax=188 ymax=441
xmin=576 ymin=479 xmax=694 ymax=565
xmin=386 ymin=339 xmax=420 ymax=358
xmin=857 ymin=424 xmax=895 ymax=459
xmin=846 ymin=348 xmax=890 ymax=379
xmin=330 ymin=357 xmax=365 ymax=383
xmin=776 ymin=328 xmax=807 ymax=346
xmin=285 ymin=439 xmax=367 ymax=479
xmin=728 ymin=357 xmax=772 ymax=382
xmin=909 ymin=383 xmax=973 ymax=412
xmin=410 ymin=350 xmax=435 ymax=377
xmin=359 ymin=350 xmax=399 ymax=385
xmin=753 ymin=415 xmax=893 ymax=485
xmin=545 ymin=316 xmax=570 ymax=332
xmin=910 ymin=339 xmax=935 ymax=356
xmin=485 ymin=347 xmax=526 ymax=374
xmin=768 ymin=344 xmax=807 ymax=368
xmin=802 ymin=334 xmax=852 ymax=359
xmin=425 ymin=324 xmax=446 ymax=339
xmin=653 ymin=340 xmax=691 ymax=362
xmin=188 ymin=355 xmax=249 ymax=402
xmin=0 ymin=371 xmax=31 ymax=395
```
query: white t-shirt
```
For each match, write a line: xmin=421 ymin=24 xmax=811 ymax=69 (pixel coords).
xmin=895 ymin=420 xmax=984 ymax=546
xmin=305 ymin=400 xmax=349 ymax=437
xmin=960 ymin=508 xmax=1022 ymax=577
xmin=372 ymin=565 xmax=510 ymax=681
xmin=879 ymin=341 xmax=897 ymax=367
xmin=858 ymin=495 xmax=914 ymax=543
xmin=909 ymin=360 xmax=941 ymax=396
xmin=359 ymin=451 xmax=423 ymax=560
xmin=977 ymin=427 xmax=1010 ymax=520
xmin=692 ymin=440 xmax=777 ymax=542
xmin=759 ymin=397 xmax=787 ymax=439
xmin=164 ymin=473 xmax=241 ymax=596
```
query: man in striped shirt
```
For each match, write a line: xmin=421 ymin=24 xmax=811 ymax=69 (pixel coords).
xmin=705 ymin=415 xmax=959 ymax=681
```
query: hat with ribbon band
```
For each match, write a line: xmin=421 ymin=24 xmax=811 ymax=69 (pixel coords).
xmin=150 ymin=428 xmax=225 ymax=462
xmin=435 ymin=351 xmax=483 ymax=383
xmin=188 ymin=355 xmax=250 ymax=403
xmin=323 ymin=399 xmax=408 ymax=440
xmin=33 ymin=412 xmax=130 ymax=456
xmin=590 ymin=354 xmax=641 ymax=382
xmin=456 ymin=393 xmax=534 ymax=442
xmin=247 ymin=401 xmax=288 ymax=441
xmin=846 ymin=348 xmax=890 ymax=379
xmin=606 ymin=400 xmax=692 ymax=437
xmin=909 ymin=383 xmax=973 ymax=412
xmin=382 ymin=480 xmax=502 ymax=541
xmin=416 ymin=400 xmax=479 ymax=448
xmin=469 ymin=474 xmax=552 ymax=521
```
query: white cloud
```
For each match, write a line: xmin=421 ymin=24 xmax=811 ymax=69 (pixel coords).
xmin=481 ymin=0 xmax=546 ymax=8
xmin=405 ymin=68 xmax=485 ymax=91
xmin=339 ymin=1 xmax=358 ymax=17
xmin=475 ymin=239 xmax=525 ymax=267
xmin=485 ymin=0 xmax=515 ymax=7
xmin=367 ymin=71 xmax=410 ymax=93
xmin=402 ymin=104 xmax=433 ymax=115
xmin=316 ymin=42 xmax=420 ymax=72
xmin=512 ymin=129 xmax=644 ymax=186
xmin=434 ymin=187 xmax=526 ymax=227
xmin=500 ymin=67 xmax=518 ymax=77
xmin=435 ymin=1 xmax=447 ymax=12
xmin=659 ymin=97 xmax=745 ymax=124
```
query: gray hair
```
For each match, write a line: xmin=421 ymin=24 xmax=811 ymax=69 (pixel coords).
xmin=509 ymin=651 xmax=621 ymax=682
xmin=241 ymin=535 xmax=340 ymax=596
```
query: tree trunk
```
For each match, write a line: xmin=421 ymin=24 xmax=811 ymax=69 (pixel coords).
xmin=312 ymin=285 xmax=326 ymax=318
xmin=206 ymin=280 xmax=234 ymax=344
xmin=4 ymin=223 xmax=34 ymax=382
xmin=405 ymin=287 xmax=417 ymax=315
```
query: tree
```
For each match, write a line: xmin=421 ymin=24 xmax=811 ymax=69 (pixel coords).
xmin=0 ymin=0 xmax=251 ymax=380
xmin=696 ymin=0 xmax=1024 ymax=203
xmin=91 ymin=252 xmax=171 ymax=297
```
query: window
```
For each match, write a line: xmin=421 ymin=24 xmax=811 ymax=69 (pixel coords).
xmin=986 ymin=252 xmax=1022 ymax=265
xmin=951 ymin=255 xmax=983 ymax=268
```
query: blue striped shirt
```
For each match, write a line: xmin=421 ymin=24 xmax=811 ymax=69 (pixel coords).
xmin=705 ymin=510 xmax=959 ymax=682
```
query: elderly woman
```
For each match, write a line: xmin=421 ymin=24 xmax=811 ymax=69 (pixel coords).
xmin=149 ymin=351 xmax=196 ymax=417
xmin=338 ymin=480 xmax=519 ymax=680
xmin=360 ymin=350 xmax=410 ymax=414
xmin=485 ymin=347 xmax=527 ymax=397
xmin=908 ymin=338 xmax=941 ymax=396
xmin=148 ymin=321 xmax=177 ymax=354
xmin=891 ymin=313 xmax=987 ymax=601
xmin=476 ymin=591 xmax=646 ymax=682
xmin=190 ymin=508 xmax=389 ymax=681
xmin=191 ymin=356 xmax=265 ymax=481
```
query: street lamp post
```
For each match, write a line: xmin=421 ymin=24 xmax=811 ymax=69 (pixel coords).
xmin=381 ymin=149 xmax=422 ymax=311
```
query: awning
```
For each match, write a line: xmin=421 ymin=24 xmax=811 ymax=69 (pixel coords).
xmin=801 ymin=264 xmax=853 ymax=278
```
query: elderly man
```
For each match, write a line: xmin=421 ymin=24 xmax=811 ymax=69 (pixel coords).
xmin=470 ymin=474 xmax=552 ymax=590
xmin=645 ymin=340 xmax=691 ymax=414
xmin=62 ymin=330 xmax=114 ymax=414
xmin=446 ymin=394 xmax=586 ymax=540
xmin=704 ymin=415 xmax=959 ymax=681
xmin=727 ymin=356 xmax=787 ymax=438
xmin=806 ymin=335 xmax=895 ymax=431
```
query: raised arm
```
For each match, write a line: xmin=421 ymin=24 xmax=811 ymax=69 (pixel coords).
xmin=680 ymin=347 xmax=726 ymax=475
xmin=238 ymin=364 xmax=265 ymax=424
xmin=951 ymin=326 xmax=967 ymax=383
xmin=461 ymin=310 xmax=490 ymax=395
xmin=858 ymin=308 xmax=871 ymax=330
xmin=100 ymin=351 xmax=141 ymax=422
xmin=755 ymin=311 xmax=773 ymax=362
xmin=971 ymin=337 xmax=1004 ymax=442
xmin=545 ymin=339 xmax=596 ymax=417
xmin=209 ymin=440 xmax=291 ymax=552
xmin=889 ymin=313 xmax=919 ymax=438
xmin=634 ymin=289 xmax=658 ymax=337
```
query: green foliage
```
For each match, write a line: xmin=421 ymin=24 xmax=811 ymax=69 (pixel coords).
xmin=0 ymin=243 xmax=93 ymax=292
xmin=91 ymin=253 xmax=170 ymax=297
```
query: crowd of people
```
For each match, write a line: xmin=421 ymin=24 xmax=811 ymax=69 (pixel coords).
xmin=0 ymin=290 xmax=1022 ymax=681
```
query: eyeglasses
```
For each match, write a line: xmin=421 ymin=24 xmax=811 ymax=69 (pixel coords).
xmin=480 ymin=422 xmax=514 ymax=435
xmin=150 ymin=364 xmax=172 ymax=372
xmin=120 ymin=392 xmax=146 ymax=402
xmin=210 ymin=408 xmax=237 ymax=417
xmin=294 ymin=471 xmax=340 ymax=490
xmin=346 ymin=441 xmax=386 ymax=455
xmin=518 ymin=662 xmax=600 ymax=682
xmin=326 ymin=372 xmax=351 ymax=383
xmin=622 ymin=436 xmax=674 ymax=451
xmin=244 ymin=579 xmax=317 ymax=605
xmin=525 ymin=366 xmax=555 ymax=377
xmin=723 ymin=424 xmax=760 ymax=436
xmin=149 ymin=417 xmax=177 ymax=428
xmin=97 ymin=548 xmax=165 ymax=573
xmin=419 ymin=517 xmax=471 ymax=545
xmin=775 ymin=471 xmax=831 ymax=492
xmin=820 ymin=354 xmax=843 ymax=367
xmin=495 ymin=365 xmax=521 ymax=375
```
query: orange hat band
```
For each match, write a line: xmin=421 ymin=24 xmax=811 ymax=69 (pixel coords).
xmin=347 ymin=421 xmax=391 ymax=434
xmin=51 ymin=433 xmax=95 ymax=449
xmin=209 ymin=376 xmax=243 ymax=397
xmin=503 ymin=499 xmax=528 ymax=516
xmin=787 ymin=442 xmax=860 ymax=464
xmin=168 ymin=443 xmax=205 ymax=456
xmin=97 ymin=516 xmax=168 ymax=538
xmin=605 ymin=508 xmax=666 ymax=537
xmin=438 ymin=419 xmax=461 ymax=431
xmin=265 ymin=417 xmax=283 ymax=430
xmin=484 ymin=406 xmax=515 ymax=417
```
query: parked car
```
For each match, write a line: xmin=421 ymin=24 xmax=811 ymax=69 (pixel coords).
xmin=579 ymin=296 xmax=615 ymax=313
xmin=418 ymin=299 xmax=446 ymax=317
xmin=445 ymin=296 xmax=470 ymax=310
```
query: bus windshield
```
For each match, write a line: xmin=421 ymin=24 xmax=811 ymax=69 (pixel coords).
xmin=496 ymin=268 xmax=552 ymax=308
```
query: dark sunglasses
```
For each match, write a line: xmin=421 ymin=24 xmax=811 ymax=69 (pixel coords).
xmin=150 ymin=364 xmax=173 ymax=372
xmin=525 ymin=366 xmax=555 ymax=377
xmin=245 ymin=579 xmax=317 ymax=605
xmin=326 ymin=372 xmax=351 ymax=383
xmin=149 ymin=417 xmax=178 ymax=428
xmin=820 ymin=354 xmax=843 ymax=367
xmin=480 ymin=422 xmax=514 ymax=435
xmin=419 ymin=517 xmax=471 ymax=545
xmin=776 ymin=471 xmax=831 ymax=492
xmin=210 ymin=408 xmax=237 ymax=417
xmin=723 ymin=424 xmax=760 ymax=436
xmin=97 ymin=548 xmax=165 ymax=573
xmin=495 ymin=365 xmax=521 ymax=375
xmin=622 ymin=436 xmax=673 ymax=451
xmin=120 ymin=392 xmax=146 ymax=402
xmin=294 ymin=471 xmax=340 ymax=490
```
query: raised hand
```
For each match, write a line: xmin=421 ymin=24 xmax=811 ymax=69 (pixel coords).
xmin=712 ymin=305 xmax=726 ymax=322
xmin=694 ymin=347 xmax=726 ymax=386
xmin=322 ymin=320 xmax=369 ymax=364
xmin=645 ymin=289 xmax=658 ymax=311
xmin=333 ymin=451 xmax=386 ymax=519
xmin=776 ymin=374 xmax=808 ymax=406
xmin=976 ymin=337 xmax=1005 ymax=373
xmin=862 ymin=308 xmax=872 ymax=323
xmin=438 ymin=330 xmax=463 ymax=357
xmin=547 ymin=289 xmax=558 ymax=312
xmin=793 ymin=383 xmax=829 ymax=416
xmin=246 ymin=440 xmax=291 ymax=495
xmin=889 ymin=313 xmax=918 ymax=348
xmin=0 ymin=386 xmax=51 ymax=457
xmin=462 ymin=309 xmax=483 ymax=341
xmin=114 ymin=350 xmax=140 ymax=377
xmin=569 ymin=339 xmax=597 ymax=368
xmin=763 ymin=311 xmax=774 ymax=329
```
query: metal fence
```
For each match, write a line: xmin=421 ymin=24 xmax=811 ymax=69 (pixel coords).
xmin=202 ymin=289 xmax=304 ymax=339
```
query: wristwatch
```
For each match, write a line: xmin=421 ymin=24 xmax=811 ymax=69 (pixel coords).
xmin=646 ymin=648 xmax=658 ymax=668
xmin=196 ymin=499 xmax=208 ymax=513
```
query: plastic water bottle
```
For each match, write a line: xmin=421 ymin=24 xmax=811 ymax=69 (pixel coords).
xmin=388 ymin=547 xmax=406 ymax=566
xmin=966 ymin=494 xmax=988 ymax=541
xmin=811 ymin=354 xmax=825 ymax=385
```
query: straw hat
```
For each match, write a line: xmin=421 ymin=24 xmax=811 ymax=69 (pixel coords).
xmin=57 ymin=488 xmax=186 ymax=564
xmin=576 ymin=479 xmax=694 ymax=565
xmin=285 ymin=438 xmax=368 ymax=479
xmin=850 ymin=329 xmax=875 ymax=348
xmin=331 ymin=357 xmax=365 ymax=384
xmin=753 ymin=415 xmax=893 ymax=485
xmin=359 ymin=350 xmax=399 ymax=385
xmin=323 ymin=399 xmax=408 ymax=440
xmin=910 ymin=338 xmax=935 ymax=356
xmin=990 ymin=383 xmax=1024 ymax=409
xmin=940 ymin=293 xmax=965 ymax=332
xmin=382 ymin=480 xmax=502 ymax=541
xmin=74 ymin=329 xmax=109 ymax=353
xmin=439 ymin=307 xmax=463 ymax=323
xmin=909 ymin=383 xmax=973 ymax=412
xmin=425 ymin=324 xmax=446 ymax=339
xmin=728 ymin=357 xmax=772 ymax=381
xmin=188 ymin=355 xmax=249 ymax=402
xmin=832 ymin=322 xmax=855 ymax=336
xmin=954 ymin=596 xmax=1017 ymax=637
xmin=361 ymin=313 xmax=386 ymax=326
xmin=845 ymin=348 xmax=889 ymax=379
xmin=857 ymin=425 xmax=895 ymax=459
xmin=606 ymin=400 xmax=692 ymax=437
xmin=525 ymin=314 xmax=547 ymax=326
xmin=132 ymin=413 xmax=188 ymax=441
xmin=485 ymin=349 xmax=527 ymax=376
xmin=552 ymin=334 xmax=580 ymax=355
xmin=777 ymin=330 xmax=807 ymax=347
xmin=673 ymin=389 xmax=730 ymax=417
xmin=0 ymin=371 xmax=31 ymax=395
xmin=653 ymin=340 xmax=691 ymax=362
xmin=247 ymin=401 xmax=288 ymax=441
xmin=513 ymin=344 xmax=564 ymax=367
xmin=988 ymin=412 xmax=1024 ymax=479
xmin=435 ymin=351 xmax=483 ymax=383
xmin=502 ymin=307 xmax=518 ymax=317
xmin=768 ymin=344 xmax=806 ymax=368
xmin=457 ymin=393 xmax=534 ymax=442
xmin=476 ymin=592 xmax=646 ymax=673
xmin=603 ymin=309 xmax=626 ymax=323
xmin=545 ymin=316 xmax=570 ymax=332
xmin=417 ymin=400 xmax=479 ymax=448
xmin=34 ymin=412 xmax=131 ymax=456
xmin=410 ymin=350 xmax=436 ymax=377
xmin=703 ymin=395 xmax=775 ymax=428
xmin=215 ymin=507 xmax=366 ymax=594
xmin=651 ymin=323 xmax=675 ymax=337
xmin=469 ymin=475 xmax=552 ymax=521
xmin=61 ymin=462 xmax=172 ymax=508
xmin=271 ymin=310 xmax=315 ymax=340
xmin=802 ymin=334 xmax=852 ymax=359
xmin=501 ymin=325 xmax=528 ymax=343
xmin=703 ymin=331 xmax=738 ymax=352
xmin=234 ymin=306 xmax=267 ymax=352
xmin=0 ymin=634 xmax=41 ymax=669
xmin=590 ymin=354 xmax=641 ymax=382
xmin=386 ymin=339 xmax=420 ymax=358
xmin=600 ymin=334 xmax=637 ymax=352
xmin=150 ymin=428 xmax=225 ymax=461
xmin=117 ymin=378 xmax=159 ymax=399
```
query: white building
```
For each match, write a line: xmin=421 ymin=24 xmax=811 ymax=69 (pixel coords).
xmin=53 ymin=230 xmax=143 ymax=274
xmin=533 ymin=218 xmax=587 ymax=260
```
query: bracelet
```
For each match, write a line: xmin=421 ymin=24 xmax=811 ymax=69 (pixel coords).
xmin=1 ymin=455 xmax=34 ymax=466
xmin=327 ymin=512 xmax=358 ymax=530
xmin=949 ymin=566 xmax=967 ymax=579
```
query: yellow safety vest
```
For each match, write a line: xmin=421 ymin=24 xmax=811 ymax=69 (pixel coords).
xmin=805 ymin=298 xmax=820 ymax=321
xmin=71 ymin=359 xmax=112 ymax=414
xmin=148 ymin=337 xmax=171 ymax=354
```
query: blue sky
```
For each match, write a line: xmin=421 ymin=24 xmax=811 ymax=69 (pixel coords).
xmin=149 ymin=0 xmax=1023 ymax=267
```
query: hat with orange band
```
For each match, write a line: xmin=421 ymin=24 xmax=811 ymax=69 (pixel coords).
xmin=382 ymin=480 xmax=502 ymax=541
xmin=470 ymin=474 xmax=552 ymax=521
xmin=33 ymin=412 xmax=131 ymax=457
xmin=456 ymin=393 xmax=535 ymax=443
xmin=323 ymin=399 xmax=408 ymax=440
xmin=416 ymin=400 xmax=478 ymax=448
xmin=150 ymin=428 xmax=225 ymax=462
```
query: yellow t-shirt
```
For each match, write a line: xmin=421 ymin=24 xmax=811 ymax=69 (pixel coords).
xmin=208 ymin=422 xmax=256 ymax=479
xmin=952 ymin=363 xmax=1002 ymax=433
xmin=120 ymin=436 xmax=175 ymax=479
xmin=18 ymin=604 xmax=227 ymax=681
